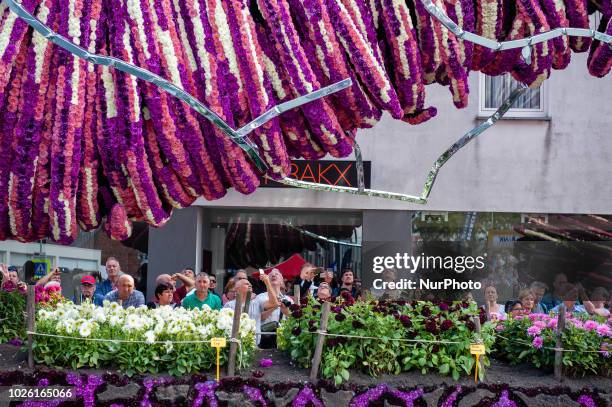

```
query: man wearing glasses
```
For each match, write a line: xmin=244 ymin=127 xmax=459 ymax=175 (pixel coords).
xmin=208 ymin=274 xmax=222 ymax=302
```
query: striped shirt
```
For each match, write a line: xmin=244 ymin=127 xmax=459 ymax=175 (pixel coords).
xmin=104 ymin=290 xmax=145 ymax=308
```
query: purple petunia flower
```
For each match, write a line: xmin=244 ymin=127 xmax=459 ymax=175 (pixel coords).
xmin=532 ymin=336 xmax=544 ymax=349
xmin=527 ymin=326 xmax=542 ymax=337
xmin=440 ymin=320 xmax=453 ymax=332
xmin=596 ymin=324 xmax=610 ymax=337
xmin=259 ymin=358 xmax=274 ymax=368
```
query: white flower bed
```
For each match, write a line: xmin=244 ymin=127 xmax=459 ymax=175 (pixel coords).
xmin=34 ymin=301 xmax=256 ymax=375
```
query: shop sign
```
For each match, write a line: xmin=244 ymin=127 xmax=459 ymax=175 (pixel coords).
xmin=260 ymin=160 xmax=371 ymax=188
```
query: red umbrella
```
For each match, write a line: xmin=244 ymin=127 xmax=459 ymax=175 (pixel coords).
xmin=252 ymin=254 xmax=307 ymax=280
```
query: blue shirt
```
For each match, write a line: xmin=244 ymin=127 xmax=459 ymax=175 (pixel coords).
xmin=533 ymin=302 xmax=548 ymax=314
xmin=541 ymin=293 xmax=561 ymax=312
xmin=104 ymin=290 xmax=145 ymax=308
xmin=72 ymin=293 xmax=104 ymax=306
xmin=551 ymin=303 xmax=587 ymax=315
xmin=94 ymin=279 xmax=114 ymax=298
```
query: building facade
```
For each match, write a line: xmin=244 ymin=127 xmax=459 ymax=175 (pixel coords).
xmin=146 ymin=48 xmax=612 ymax=298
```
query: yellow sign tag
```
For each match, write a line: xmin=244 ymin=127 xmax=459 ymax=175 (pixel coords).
xmin=470 ymin=344 xmax=485 ymax=355
xmin=211 ymin=337 xmax=227 ymax=348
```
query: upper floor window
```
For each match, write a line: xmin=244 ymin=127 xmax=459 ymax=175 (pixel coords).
xmin=479 ymin=73 xmax=548 ymax=119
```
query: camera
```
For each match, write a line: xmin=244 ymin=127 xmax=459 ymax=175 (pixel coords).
xmin=281 ymin=299 xmax=292 ymax=307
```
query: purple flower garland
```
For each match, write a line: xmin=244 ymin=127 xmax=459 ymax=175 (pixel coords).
xmin=292 ymin=386 xmax=325 ymax=407
xmin=349 ymin=384 xmax=423 ymax=407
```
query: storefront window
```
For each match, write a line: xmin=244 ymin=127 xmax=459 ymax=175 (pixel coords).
xmin=409 ymin=212 xmax=612 ymax=306
xmin=208 ymin=210 xmax=363 ymax=284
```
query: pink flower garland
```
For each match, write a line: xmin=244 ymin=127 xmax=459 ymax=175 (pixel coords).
xmin=0 ymin=0 xmax=608 ymax=243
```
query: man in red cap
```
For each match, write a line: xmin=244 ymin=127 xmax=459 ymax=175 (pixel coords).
xmin=73 ymin=275 xmax=103 ymax=306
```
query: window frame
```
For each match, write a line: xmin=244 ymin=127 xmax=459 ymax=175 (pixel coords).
xmin=478 ymin=73 xmax=549 ymax=119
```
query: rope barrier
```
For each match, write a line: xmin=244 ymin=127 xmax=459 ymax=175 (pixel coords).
xmin=25 ymin=329 xmax=609 ymax=354
xmin=26 ymin=331 xmax=223 ymax=345
xmin=26 ymin=331 xmax=251 ymax=371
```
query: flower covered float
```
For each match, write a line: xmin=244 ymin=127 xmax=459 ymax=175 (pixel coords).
xmin=0 ymin=0 xmax=610 ymax=244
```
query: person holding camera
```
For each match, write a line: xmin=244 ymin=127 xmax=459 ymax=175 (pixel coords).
xmin=256 ymin=269 xmax=292 ymax=349
xmin=0 ymin=264 xmax=27 ymax=292
xmin=291 ymin=263 xmax=317 ymax=298
xmin=35 ymin=267 xmax=62 ymax=288
xmin=223 ymin=272 xmax=279 ymax=347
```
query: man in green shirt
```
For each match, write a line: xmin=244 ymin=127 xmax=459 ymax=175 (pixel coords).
xmin=181 ymin=273 xmax=222 ymax=310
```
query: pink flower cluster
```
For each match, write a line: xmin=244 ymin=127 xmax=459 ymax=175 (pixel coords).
xmin=522 ymin=313 xmax=612 ymax=355
xmin=0 ymin=0 xmax=609 ymax=244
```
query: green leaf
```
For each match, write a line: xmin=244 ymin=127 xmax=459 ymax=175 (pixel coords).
xmin=334 ymin=375 xmax=342 ymax=386
xmin=439 ymin=363 xmax=450 ymax=374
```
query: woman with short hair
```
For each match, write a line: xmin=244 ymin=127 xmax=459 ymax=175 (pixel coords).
xmin=147 ymin=282 xmax=177 ymax=309
xmin=505 ymin=300 xmax=524 ymax=318
xmin=518 ymin=289 xmax=535 ymax=314
xmin=222 ymin=278 xmax=236 ymax=305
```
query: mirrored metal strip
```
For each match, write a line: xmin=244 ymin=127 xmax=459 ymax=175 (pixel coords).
xmin=274 ymin=86 xmax=525 ymax=203
xmin=420 ymin=86 xmax=528 ymax=200
xmin=283 ymin=222 xmax=362 ymax=247
xmin=421 ymin=0 xmax=612 ymax=51
xmin=270 ymin=175 xmax=427 ymax=203
xmin=353 ymin=142 xmax=366 ymax=193
xmin=236 ymin=79 xmax=353 ymax=137
xmin=4 ymin=0 xmax=351 ymax=173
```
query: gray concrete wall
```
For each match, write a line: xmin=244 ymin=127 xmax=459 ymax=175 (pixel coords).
xmin=362 ymin=211 xmax=412 ymax=242
xmin=195 ymin=51 xmax=612 ymax=214
xmin=147 ymin=206 xmax=203 ymax=299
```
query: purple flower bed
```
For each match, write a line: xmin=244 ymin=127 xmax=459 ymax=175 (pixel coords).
xmin=0 ymin=369 xmax=607 ymax=406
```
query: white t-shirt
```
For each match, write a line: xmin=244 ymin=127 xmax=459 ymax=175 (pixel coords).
xmin=257 ymin=293 xmax=293 ymax=326
xmin=254 ymin=293 xmax=293 ymax=345
xmin=488 ymin=303 xmax=507 ymax=320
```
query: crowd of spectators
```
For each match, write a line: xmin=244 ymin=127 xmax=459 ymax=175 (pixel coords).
xmin=482 ymin=272 xmax=610 ymax=321
xmin=2 ymin=260 xmax=610 ymax=349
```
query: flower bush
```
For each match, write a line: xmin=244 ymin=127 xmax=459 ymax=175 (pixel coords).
xmin=0 ymin=283 xmax=66 ymax=344
xmin=494 ymin=313 xmax=612 ymax=377
xmin=33 ymin=301 xmax=257 ymax=376
xmin=278 ymin=297 xmax=495 ymax=385
xmin=0 ymin=288 xmax=26 ymax=343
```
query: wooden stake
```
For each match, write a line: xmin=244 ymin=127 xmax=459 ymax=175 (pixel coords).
xmin=74 ymin=286 xmax=82 ymax=305
xmin=310 ymin=301 xmax=331 ymax=381
xmin=293 ymin=284 xmax=300 ymax=305
xmin=243 ymin=289 xmax=252 ymax=314
xmin=554 ymin=304 xmax=566 ymax=381
xmin=26 ymin=285 xmax=35 ymax=368
xmin=227 ymin=291 xmax=243 ymax=377
xmin=473 ymin=316 xmax=482 ymax=382
xmin=474 ymin=315 xmax=482 ymax=333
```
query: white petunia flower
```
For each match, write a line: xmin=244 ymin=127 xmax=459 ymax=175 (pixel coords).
xmin=144 ymin=330 xmax=156 ymax=344
xmin=79 ymin=321 xmax=92 ymax=338
xmin=92 ymin=308 xmax=107 ymax=323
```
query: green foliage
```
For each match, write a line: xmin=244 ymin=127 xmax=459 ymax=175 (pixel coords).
xmin=0 ymin=289 xmax=26 ymax=343
xmin=494 ymin=313 xmax=611 ymax=377
xmin=278 ymin=299 xmax=494 ymax=384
